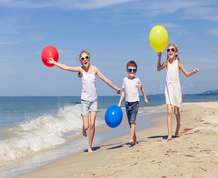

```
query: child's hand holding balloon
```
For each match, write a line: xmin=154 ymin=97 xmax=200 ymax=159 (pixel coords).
xmin=47 ymin=57 xmax=55 ymax=64
xmin=41 ymin=46 xmax=59 ymax=67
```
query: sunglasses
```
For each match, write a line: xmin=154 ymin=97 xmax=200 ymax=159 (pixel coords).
xmin=167 ymin=48 xmax=177 ymax=52
xmin=127 ymin=68 xmax=137 ymax=73
xmin=80 ymin=56 xmax=89 ymax=61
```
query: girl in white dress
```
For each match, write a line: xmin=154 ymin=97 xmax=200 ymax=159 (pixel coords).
xmin=48 ymin=50 xmax=121 ymax=152
xmin=157 ymin=43 xmax=199 ymax=141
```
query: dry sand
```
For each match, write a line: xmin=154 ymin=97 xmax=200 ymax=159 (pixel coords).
xmin=20 ymin=102 xmax=218 ymax=178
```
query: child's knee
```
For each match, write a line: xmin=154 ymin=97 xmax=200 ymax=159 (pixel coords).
xmin=167 ymin=110 xmax=173 ymax=116
xmin=83 ymin=123 xmax=89 ymax=130
xmin=129 ymin=122 xmax=136 ymax=127
xmin=89 ymin=122 xmax=95 ymax=129
xmin=174 ymin=110 xmax=180 ymax=116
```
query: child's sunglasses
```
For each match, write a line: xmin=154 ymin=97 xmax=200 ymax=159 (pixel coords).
xmin=127 ymin=68 xmax=137 ymax=73
xmin=167 ymin=48 xmax=176 ymax=52
xmin=80 ymin=56 xmax=89 ymax=61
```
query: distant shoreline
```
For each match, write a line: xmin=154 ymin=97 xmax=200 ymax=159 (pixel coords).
xmin=0 ymin=89 xmax=218 ymax=97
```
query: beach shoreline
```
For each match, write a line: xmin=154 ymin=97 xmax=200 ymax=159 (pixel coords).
xmin=0 ymin=103 xmax=166 ymax=177
xmin=19 ymin=101 xmax=218 ymax=178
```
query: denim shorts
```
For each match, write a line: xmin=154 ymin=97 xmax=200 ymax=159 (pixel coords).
xmin=81 ymin=100 xmax=98 ymax=117
xmin=125 ymin=101 xmax=139 ymax=124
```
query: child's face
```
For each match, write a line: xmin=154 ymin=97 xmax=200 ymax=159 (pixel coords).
xmin=80 ymin=53 xmax=90 ymax=67
xmin=167 ymin=45 xmax=178 ymax=59
xmin=127 ymin=66 xmax=137 ymax=78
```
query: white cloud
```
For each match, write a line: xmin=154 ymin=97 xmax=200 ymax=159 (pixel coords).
xmin=131 ymin=1 xmax=218 ymax=22
xmin=1 ymin=0 xmax=217 ymax=22
xmin=0 ymin=42 xmax=19 ymax=45
xmin=0 ymin=18 xmax=32 ymax=34
xmin=0 ymin=0 xmax=56 ymax=8
xmin=208 ymin=31 xmax=218 ymax=36
xmin=131 ymin=0 xmax=206 ymax=15
xmin=150 ymin=23 xmax=180 ymax=28
xmin=0 ymin=0 xmax=136 ymax=9
xmin=64 ymin=0 xmax=136 ymax=10
xmin=149 ymin=1 xmax=204 ymax=14
xmin=183 ymin=7 xmax=218 ymax=21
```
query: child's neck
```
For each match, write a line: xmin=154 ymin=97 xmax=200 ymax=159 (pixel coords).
xmin=83 ymin=65 xmax=91 ymax=72
xmin=128 ymin=76 xmax=135 ymax=79
xmin=169 ymin=57 xmax=176 ymax=63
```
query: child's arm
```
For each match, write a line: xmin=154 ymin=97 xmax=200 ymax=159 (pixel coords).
xmin=47 ymin=58 xmax=81 ymax=72
xmin=95 ymin=66 xmax=121 ymax=94
xmin=179 ymin=62 xmax=199 ymax=77
xmin=140 ymin=84 xmax=148 ymax=104
xmin=118 ymin=89 xmax=125 ymax=107
xmin=157 ymin=52 xmax=166 ymax=71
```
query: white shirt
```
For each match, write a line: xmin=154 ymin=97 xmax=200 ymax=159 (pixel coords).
xmin=122 ymin=77 xmax=141 ymax=102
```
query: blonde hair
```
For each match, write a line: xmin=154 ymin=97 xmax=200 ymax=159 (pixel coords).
xmin=164 ymin=43 xmax=181 ymax=70
xmin=77 ymin=50 xmax=90 ymax=78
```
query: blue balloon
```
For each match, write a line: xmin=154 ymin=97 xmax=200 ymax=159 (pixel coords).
xmin=105 ymin=105 xmax=123 ymax=128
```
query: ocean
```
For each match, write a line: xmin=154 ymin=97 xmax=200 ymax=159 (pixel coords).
xmin=0 ymin=94 xmax=217 ymax=177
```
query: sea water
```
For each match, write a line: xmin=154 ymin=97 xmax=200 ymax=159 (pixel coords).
xmin=0 ymin=95 xmax=217 ymax=177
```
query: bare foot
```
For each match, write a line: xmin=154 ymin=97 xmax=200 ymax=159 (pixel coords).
xmin=128 ymin=140 xmax=134 ymax=145
xmin=88 ymin=148 xmax=94 ymax=153
xmin=175 ymin=124 xmax=181 ymax=136
xmin=167 ymin=136 xmax=172 ymax=141
xmin=82 ymin=128 xmax=87 ymax=137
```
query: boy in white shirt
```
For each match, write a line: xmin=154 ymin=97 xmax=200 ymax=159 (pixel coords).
xmin=118 ymin=60 xmax=148 ymax=145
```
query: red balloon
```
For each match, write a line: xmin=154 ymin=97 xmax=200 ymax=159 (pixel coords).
xmin=41 ymin=46 xmax=59 ymax=67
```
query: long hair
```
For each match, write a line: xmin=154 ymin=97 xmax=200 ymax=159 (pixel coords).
xmin=77 ymin=50 xmax=90 ymax=78
xmin=165 ymin=43 xmax=181 ymax=70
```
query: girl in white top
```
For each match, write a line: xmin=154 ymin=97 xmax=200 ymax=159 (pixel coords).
xmin=157 ymin=43 xmax=199 ymax=141
xmin=48 ymin=50 xmax=121 ymax=152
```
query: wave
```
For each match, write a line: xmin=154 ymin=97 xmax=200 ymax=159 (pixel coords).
xmin=0 ymin=104 xmax=104 ymax=166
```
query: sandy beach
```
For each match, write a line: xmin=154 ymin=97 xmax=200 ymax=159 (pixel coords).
xmin=20 ymin=102 xmax=218 ymax=178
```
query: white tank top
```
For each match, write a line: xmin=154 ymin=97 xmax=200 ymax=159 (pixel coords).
xmin=81 ymin=67 xmax=97 ymax=101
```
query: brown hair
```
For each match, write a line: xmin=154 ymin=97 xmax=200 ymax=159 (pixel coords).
xmin=164 ymin=43 xmax=181 ymax=70
xmin=77 ymin=50 xmax=90 ymax=78
xmin=127 ymin=60 xmax=137 ymax=69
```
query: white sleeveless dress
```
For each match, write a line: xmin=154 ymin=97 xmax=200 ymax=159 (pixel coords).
xmin=165 ymin=60 xmax=182 ymax=107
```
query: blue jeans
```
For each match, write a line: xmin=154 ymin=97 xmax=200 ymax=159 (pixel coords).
xmin=125 ymin=101 xmax=139 ymax=125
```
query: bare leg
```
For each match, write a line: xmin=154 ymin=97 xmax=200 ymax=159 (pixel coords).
xmin=88 ymin=111 xmax=97 ymax=153
xmin=166 ymin=104 xmax=173 ymax=141
xmin=174 ymin=106 xmax=181 ymax=136
xmin=82 ymin=116 xmax=89 ymax=137
xmin=133 ymin=131 xmax=137 ymax=145
xmin=129 ymin=123 xmax=136 ymax=145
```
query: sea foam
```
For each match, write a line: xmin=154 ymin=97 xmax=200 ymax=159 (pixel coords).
xmin=0 ymin=104 xmax=103 ymax=166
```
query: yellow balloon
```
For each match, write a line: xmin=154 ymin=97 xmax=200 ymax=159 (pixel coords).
xmin=149 ymin=25 xmax=168 ymax=52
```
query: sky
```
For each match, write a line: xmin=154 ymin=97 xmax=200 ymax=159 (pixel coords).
xmin=0 ymin=0 xmax=218 ymax=96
